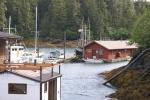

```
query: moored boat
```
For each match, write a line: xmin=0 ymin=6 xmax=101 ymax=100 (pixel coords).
xmin=83 ymin=58 xmax=103 ymax=63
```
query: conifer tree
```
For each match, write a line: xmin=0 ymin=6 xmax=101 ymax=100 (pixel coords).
xmin=0 ymin=0 xmax=6 ymax=29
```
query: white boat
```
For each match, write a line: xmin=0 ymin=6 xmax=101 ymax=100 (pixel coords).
xmin=8 ymin=7 xmax=45 ymax=63
xmin=83 ymin=58 xmax=103 ymax=63
xmin=9 ymin=45 xmax=44 ymax=63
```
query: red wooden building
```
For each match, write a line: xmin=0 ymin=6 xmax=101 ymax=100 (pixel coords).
xmin=84 ymin=40 xmax=137 ymax=60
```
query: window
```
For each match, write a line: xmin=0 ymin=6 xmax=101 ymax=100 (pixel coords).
xmin=44 ymin=82 xmax=47 ymax=93
xmin=98 ymin=49 xmax=103 ymax=55
xmin=110 ymin=50 xmax=113 ymax=55
xmin=8 ymin=83 xmax=27 ymax=94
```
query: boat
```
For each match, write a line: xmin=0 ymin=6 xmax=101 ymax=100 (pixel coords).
xmin=48 ymin=49 xmax=64 ymax=59
xmin=9 ymin=44 xmax=44 ymax=63
xmin=83 ymin=58 xmax=103 ymax=63
xmin=46 ymin=49 xmax=64 ymax=63
xmin=8 ymin=7 xmax=44 ymax=63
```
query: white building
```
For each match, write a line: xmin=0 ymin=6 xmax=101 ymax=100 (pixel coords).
xmin=0 ymin=67 xmax=61 ymax=100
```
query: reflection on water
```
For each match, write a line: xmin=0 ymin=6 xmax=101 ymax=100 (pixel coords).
xmin=61 ymin=62 xmax=129 ymax=100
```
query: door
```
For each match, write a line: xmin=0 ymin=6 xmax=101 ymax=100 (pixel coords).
xmin=48 ymin=81 xmax=54 ymax=100
xmin=92 ymin=49 xmax=96 ymax=59
xmin=48 ymin=79 xmax=57 ymax=100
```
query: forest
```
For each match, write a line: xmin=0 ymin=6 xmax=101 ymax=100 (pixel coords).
xmin=0 ymin=0 xmax=149 ymax=42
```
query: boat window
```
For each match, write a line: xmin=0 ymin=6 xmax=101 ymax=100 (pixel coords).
xmin=12 ymin=48 xmax=14 ymax=51
xmin=44 ymin=82 xmax=47 ymax=93
xmin=19 ymin=48 xmax=23 ymax=51
xmin=8 ymin=83 xmax=27 ymax=94
xmin=15 ymin=48 xmax=17 ymax=51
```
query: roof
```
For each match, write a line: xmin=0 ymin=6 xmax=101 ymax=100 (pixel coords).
xmin=0 ymin=70 xmax=61 ymax=83
xmin=0 ymin=31 xmax=23 ymax=39
xmin=85 ymin=40 xmax=137 ymax=50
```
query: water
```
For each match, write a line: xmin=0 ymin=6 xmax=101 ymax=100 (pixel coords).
xmin=26 ymin=47 xmax=128 ymax=100
xmin=25 ymin=47 xmax=75 ymax=59
xmin=61 ymin=62 xmax=128 ymax=100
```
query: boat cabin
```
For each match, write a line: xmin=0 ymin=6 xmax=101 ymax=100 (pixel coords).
xmin=0 ymin=31 xmax=23 ymax=63
xmin=84 ymin=40 xmax=137 ymax=61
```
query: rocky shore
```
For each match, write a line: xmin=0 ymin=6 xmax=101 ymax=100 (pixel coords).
xmin=104 ymin=50 xmax=150 ymax=100
xmin=24 ymin=40 xmax=78 ymax=48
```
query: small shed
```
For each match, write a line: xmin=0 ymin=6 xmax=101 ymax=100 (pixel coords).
xmin=84 ymin=40 xmax=137 ymax=60
xmin=0 ymin=31 xmax=22 ymax=63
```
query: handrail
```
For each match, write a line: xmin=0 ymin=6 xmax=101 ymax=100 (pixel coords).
xmin=103 ymin=48 xmax=150 ymax=85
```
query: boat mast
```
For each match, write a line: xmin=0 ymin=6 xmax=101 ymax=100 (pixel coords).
xmin=88 ymin=17 xmax=90 ymax=43
xmin=3 ymin=16 xmax=16 ymax=34
xmin=81 ymin=17 xmax=84 ymax=48
xmin=35 ymin=6 xmax=38 ymax=54
xmin=9 ymin=16 xmax=11 ymax=34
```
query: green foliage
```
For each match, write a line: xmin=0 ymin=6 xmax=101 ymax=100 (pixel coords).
xmin=0 ymin=0 xmax=149 ymax=41
xmin=109 ymin=27 xmax=130 ymax=40
xmin=0 ymin=0 xmax=6 ymax=28
xmin=131 ymin=8 xmax=150 ymax=49
xmin=66 ymin=29 xmax=77 ymax=40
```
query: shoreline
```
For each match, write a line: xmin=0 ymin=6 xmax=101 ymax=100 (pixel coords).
xmin=24 ymin=40 xmax=78 ymax=48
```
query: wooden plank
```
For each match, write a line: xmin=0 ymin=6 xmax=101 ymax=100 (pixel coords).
xmin=0 ymin=63 xmax=60 ymax=70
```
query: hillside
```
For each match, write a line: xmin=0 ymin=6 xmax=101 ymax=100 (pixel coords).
xmin=104 ymin=50 xmax=150 ymax=100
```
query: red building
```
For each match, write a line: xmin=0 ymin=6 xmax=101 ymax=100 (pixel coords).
xmin=84 ymin=40 xmax=137 ymax=60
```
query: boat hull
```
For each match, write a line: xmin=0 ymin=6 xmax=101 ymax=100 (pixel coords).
xmin=83 ymin=59 xmax=103 ymax=63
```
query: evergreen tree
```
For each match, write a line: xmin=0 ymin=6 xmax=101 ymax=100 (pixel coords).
xmin=80 ymin=0 xmax=101 ymax=40
xmin=134 ymin=0 xmax=148 ymax=16
xmin=131 ymin=8 xmax=150 ymax=49
xmin=65 ymin=0 xmax=81 ymax=40
xmin=0 ymin=0 xmax=6 ymax=30
xmin=5 ymin=0 xmax=37 ymax=38
xmin=122 ymin=0 xmax=136 ymax=30
xmin=96 ymin=0 xmax=109 ymax=40
xmin=40 ymin=0 xmax=67 ymax=39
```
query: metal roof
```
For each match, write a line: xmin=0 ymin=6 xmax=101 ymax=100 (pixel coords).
xmin=0 ymin=70 xmax=61 ymax=83
xmin=85 ymin=40 xmax=138 ymax=50
xmin=0 ymin=31 xmax=23 ymax=39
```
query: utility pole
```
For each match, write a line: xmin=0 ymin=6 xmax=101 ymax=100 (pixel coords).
xmin=64 ymin=32 xmax=66 ymax=62
xmin=35 ymin=6 xmax=38 ymax=54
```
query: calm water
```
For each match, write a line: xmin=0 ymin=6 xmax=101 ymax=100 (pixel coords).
xmin=26 ymin=47 xmax=128 ymax=100
xmin=60 ymin=62 xmax=128 ymax=100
